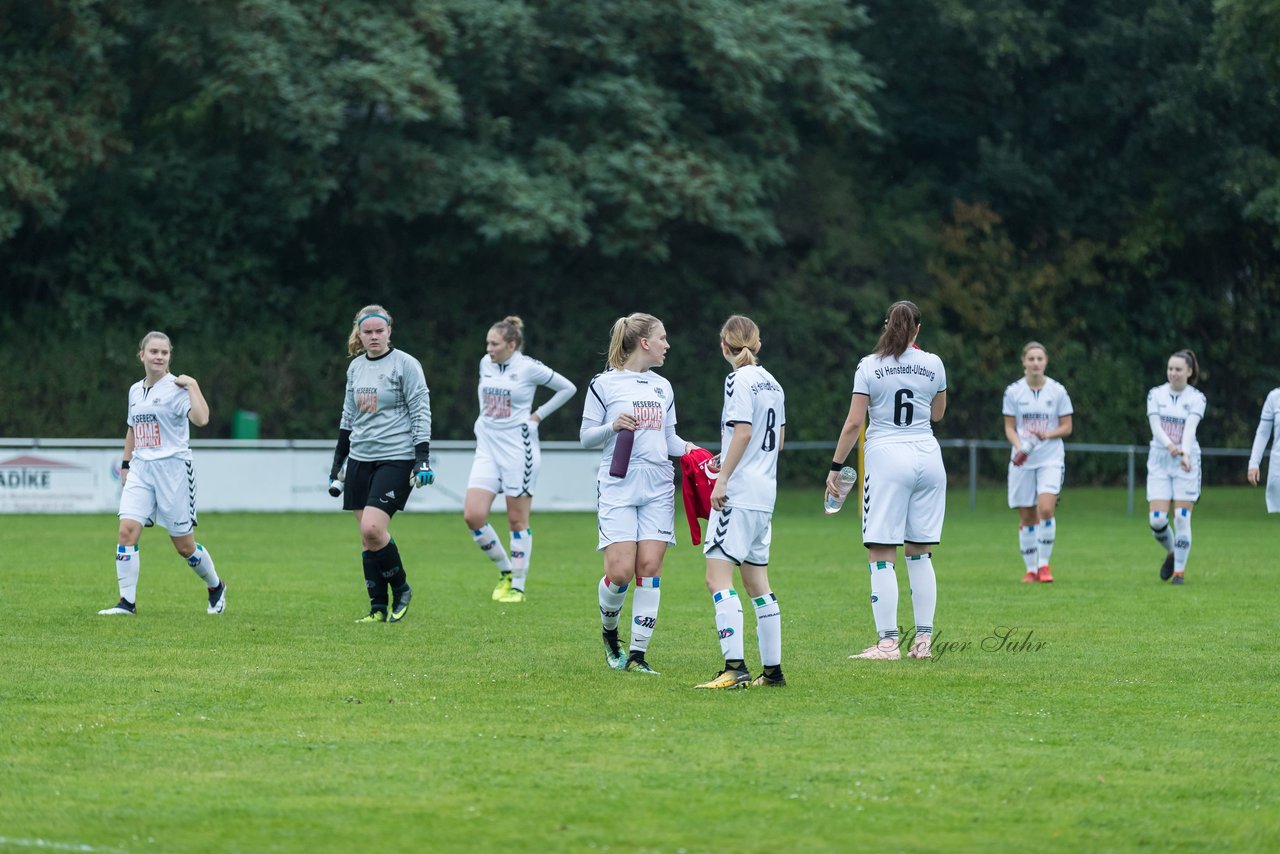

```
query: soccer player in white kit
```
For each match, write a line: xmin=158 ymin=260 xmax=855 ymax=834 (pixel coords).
xmin=1003 ymin=342 xmax=1074 ymax=583
xmin=463 ymin=316 xmax=577 ymax=603
xmin=694 ymin=316 xmax=788 ymax=690
xmin=1145 ymin=349 xmax=1206 ymax=585
xmin=827 ymin=301 xmax=947 ymax=660
xmin=580 ymin=313 xmax=695 ymax=676
xmin=99 ymin=331 xmax=225 ymax=616
xmin=1247 ymin=387 xmax=1280 ymax=512
xmin=327 ymin=305 xmax=434 ymax=622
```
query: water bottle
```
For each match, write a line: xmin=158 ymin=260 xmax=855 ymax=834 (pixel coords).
xmin=1012 ymin=433 xmax=1041 ymax=467
xmin=824 ymin=466 xmax=858 ymax=515
xmin=609 ymin=429 xmax=635 ymax=478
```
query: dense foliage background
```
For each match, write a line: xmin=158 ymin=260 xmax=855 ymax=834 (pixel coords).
xmin=4 ymin=0 xmax=1279 ymax=482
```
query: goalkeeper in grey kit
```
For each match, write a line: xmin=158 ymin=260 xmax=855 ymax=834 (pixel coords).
xmin=329 ymin=304 xmax=435 ymax=623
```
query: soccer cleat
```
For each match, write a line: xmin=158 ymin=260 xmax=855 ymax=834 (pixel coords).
xmin=850 ymin=640 xmax=901 ymax=660
xmin=602 ymin=629 xmax=626 ymax=670
xmin=1160 ymin=553 xmax=1175 ymax=581
xmin=389 ymin=585 xmax=412 ymax=622
xmin=751 ymin=671 xmax=787 ymax=687
xmin=1037 ymin=565 xmax=1054 ymax=583
xmin=492 ymin=576 xmax=513 ymax=601
xmin=1171 ymin=572 xmax=1185 ymax=585
xmin=498 ymin=588 xmax=526 ymax=603
xmin=98 ymin=598 xmax=136 ymax=616
xmin=1021 ymin=571 xmax=1038 ymax=584
xmin=625 ymin=654 xmax=660 ymax=676
xmin=207 ymin=580 xmax=227 ymax=615
xmin=355 ymin=608 xmax=388 ymax=623
xmin=695 ymin=669 xmax=751 ymax=690
xmin=908 ymin=634 xmax=933 ymax=660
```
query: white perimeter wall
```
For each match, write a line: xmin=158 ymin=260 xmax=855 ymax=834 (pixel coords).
xmin=0 ymin=440 xmax=604 ymax=513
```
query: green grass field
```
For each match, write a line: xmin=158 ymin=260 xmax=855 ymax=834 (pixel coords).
xmin=2 ymin=487 xmax=1278 ymax=852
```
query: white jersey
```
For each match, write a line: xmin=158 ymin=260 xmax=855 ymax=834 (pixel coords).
xmin=853 ymin=348 xmax=947 ymax=447
xmin=1248 ymin=388 xmax=1280 ymax=469
xmin=581 ymin=368 xmax=682 ymax=474
xmin=474 ymin=350 xmax=574 ymax=432
xmin=1002 ymin=377 xmax=1073 ymax=468
xmin=1146 ymin=383 xmax=1207 ymax=453
xmin=126 ymin=374 xmax=193 ymax=462
xmin=718 ymin=364 xmax=785 ymax=512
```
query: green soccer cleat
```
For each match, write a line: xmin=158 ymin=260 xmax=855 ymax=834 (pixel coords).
xmin=602 ymin=629 xmax=626 ymax=670
xmin=695 ymin=669 xmax=750 ymax=690
xmin=625 ymin=654 xmax=660 ymax=676
xmin=498 ymin=588 xmax=526 ymax=604
xmin=389 ymin=585 xmax=412 ymax=623
xmin=355 ymin=608 xmax=387 ymax=623
xmin=492 ymin=576 xmax=513 ymax=601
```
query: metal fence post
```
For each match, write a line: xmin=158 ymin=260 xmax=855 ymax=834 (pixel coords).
xmin=969 ymin=441 xmax=978 ymax=509
xmin=1127 ymin=445 xmax=1135 ymax=515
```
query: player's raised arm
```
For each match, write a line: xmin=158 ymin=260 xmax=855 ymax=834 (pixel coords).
xmin=174 ymin=375 xmax=209 ymax=427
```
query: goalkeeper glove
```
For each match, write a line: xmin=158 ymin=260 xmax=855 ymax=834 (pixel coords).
xmin=410 ymin=442 xmax=434 ymax=488
xmin=410 ymin=462 xmax=434 ymax=488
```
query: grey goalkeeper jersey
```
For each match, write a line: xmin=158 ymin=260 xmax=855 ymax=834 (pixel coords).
xmin=340 ymin=348 xmax=432 ymax=461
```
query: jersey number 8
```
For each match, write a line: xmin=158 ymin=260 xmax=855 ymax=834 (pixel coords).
xmin=761 ymin=408 xmax=778 ymax=451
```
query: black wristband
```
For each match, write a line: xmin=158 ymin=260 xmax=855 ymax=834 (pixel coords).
xmin=830 ymin=461 xmax=843 ymax=472
xmin=121 ymin=460 xmax=131 ymax=470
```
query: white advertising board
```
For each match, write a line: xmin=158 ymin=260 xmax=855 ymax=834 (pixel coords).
xmin=0 ymin=441 xmax=604 ymax=514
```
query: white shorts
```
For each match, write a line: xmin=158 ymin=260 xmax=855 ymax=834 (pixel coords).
xmin=118 ymin=456 xmax=198 ymax=536
xmin=861 ymin=441 xmax=946 ymax=546
xmin=468 ymin=423 xmax=540 ymax=497
xmin=1007 ymin=464 xmax=1064 ymax=508
xmin=703 ymin=507 xmax=773 ymax=565
xmin=1146 ymin=451 xmax=1201 ymax=503
xmin=596 ymin=464 xmax=675 ymax=549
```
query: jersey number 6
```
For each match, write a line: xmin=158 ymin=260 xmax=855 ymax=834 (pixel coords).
xmin=894 ymin=389 xmax=914 ymax=427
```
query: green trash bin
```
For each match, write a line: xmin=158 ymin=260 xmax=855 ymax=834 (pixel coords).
xmin=231 ymin=409 xmax=260 ymax=440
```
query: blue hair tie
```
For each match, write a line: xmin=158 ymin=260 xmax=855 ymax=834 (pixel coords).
xmin=358 ymin=313 xmax=390 ymax=325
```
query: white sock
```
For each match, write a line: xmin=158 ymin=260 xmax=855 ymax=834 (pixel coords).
xmin=906 ymin=553 xmax=936 ymax=636
xmin=1019 ymin=525 xmax=1038 ymax=571
xmin=630 ymin=577 xmax=661 ymax=654
xmin=712 ymin=589 xmax=744 ymax=662
xmin=1173 ymin=508 xmax=1192 ymax=571
xmin=471 ymin=524 xmax=512 ymax=573
xmin=1149 ymin=511 xmax=1173 ymax=552
xmin=116 ymin=544 xmax=139 ymax=604
xmin=509 ymin=528 xmax=532 ymax=591
xmin=1037 ymin=518 xmax=1056 ymax=568
xmin=868 ymin=561 xmax=899 ymax=642
xmin=185 ymin=543 xmax=220 ymax=588
xmin=598 ymin=576 xmax=628 ymax=632
xmin=752 ymin=592 xmax=782 ymax=668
